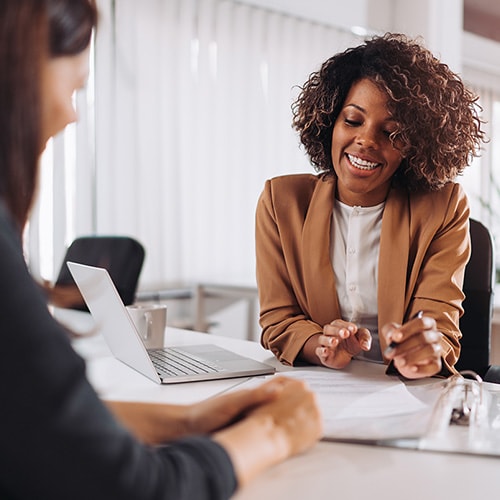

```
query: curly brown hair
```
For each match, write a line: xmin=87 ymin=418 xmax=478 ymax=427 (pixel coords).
xmin=292 ymin=33 xmax=485 ymax=191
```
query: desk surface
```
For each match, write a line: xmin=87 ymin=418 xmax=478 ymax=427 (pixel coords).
xmin=64 ymin=310 xmax=500 ymax=500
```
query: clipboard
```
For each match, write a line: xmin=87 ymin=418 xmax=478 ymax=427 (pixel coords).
xmin=323 ymin=370 xmax=500 ymax=458
xmin=415 ymin=370 xmax=500 ymax=457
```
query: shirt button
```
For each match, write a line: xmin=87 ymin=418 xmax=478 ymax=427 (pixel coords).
xmin=349 ymin=284 xmax=356 ymax=291
xmin=348 ymin=247 xmax=356 ymax=254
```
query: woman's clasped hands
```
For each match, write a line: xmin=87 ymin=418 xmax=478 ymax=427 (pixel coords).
xmin=211 ymin=376 xmax=323 ymax=486
xmin=315 ymin=320 xmax=372 ymax=369
xmin=310 ymin=313 xmax=443 ymax=380
xmin=109 ymin=376 xmax=323 ymax=487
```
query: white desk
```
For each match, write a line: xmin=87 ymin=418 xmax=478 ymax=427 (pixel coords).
xmin=65 ymin=311 xmax=500 ymax=500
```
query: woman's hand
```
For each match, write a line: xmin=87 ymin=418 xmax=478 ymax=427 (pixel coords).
xmin=106 ymin=376 xmax=319 ymax=445
xmin=245 ymin=377 xmax=323 ymax=456
xmin=381 ymin=313 xmax=442 ymax=379
xmin=301 ymin=320 xmax=372 ymax=369
xmin=106 ymin=377 xmax=285 ymax=444
xmin=184 ymin=377 xmax=291 ymax=434
xmin=213 ymin=376 xmax=322 ymax=487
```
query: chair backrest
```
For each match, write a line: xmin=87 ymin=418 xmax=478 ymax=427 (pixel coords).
xmin=55 ymin=236 xmax=145 ymax=310
xmin=456 ymin=219 xmax=495 ymax=375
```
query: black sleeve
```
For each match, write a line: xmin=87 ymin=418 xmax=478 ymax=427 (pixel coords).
xmin=0 ymin=203 xmax=237 ymax=500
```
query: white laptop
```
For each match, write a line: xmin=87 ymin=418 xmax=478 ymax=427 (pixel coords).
xmin=67 ymin=262 xmax=275 ymax=384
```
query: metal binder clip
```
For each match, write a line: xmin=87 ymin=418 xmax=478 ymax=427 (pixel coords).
xmin=450 ymin=388 xmax=472 ymax=425
xmin=421 ymin=369 xmax=497 ymax=455
xmin=449 ymin=370 xmax=483 ymax=426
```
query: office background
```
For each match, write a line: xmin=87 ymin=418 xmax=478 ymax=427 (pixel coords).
xmin=25 ymin=0 xmax=500 ymax=346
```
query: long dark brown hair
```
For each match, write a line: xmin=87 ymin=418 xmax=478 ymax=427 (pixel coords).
xmin=0 ymin=0 xmax=97 ymax=231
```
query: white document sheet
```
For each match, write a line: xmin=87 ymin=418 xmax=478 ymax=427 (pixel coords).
xmin=283 ymin=363 xmax=441 ymax=441
xmin=230 ymin=361 xmax=500 ymax=455
xmin=238 ymin=360 xmax=443 ymax=442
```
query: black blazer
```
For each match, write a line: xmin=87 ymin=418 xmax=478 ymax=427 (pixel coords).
xmin=0 ymin=201 xmax=236 ymax=500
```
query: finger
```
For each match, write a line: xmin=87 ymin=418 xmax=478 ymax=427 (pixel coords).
xmin=381 ymin=322 xmax=402 ymax=344
xmin=324 ymin=322 xmax=357 ymax=339
xmin=343 ymin=334 xmax=364 ymax=356
xmin=317 ymin=334 xmax=340 ymax=349
xmin=315 ymin=345 xmax=352 ymax=369
xmin=234 ymin=377 xmax=304 ymax=414
xmin=315 ymin=346 xmax=334 ymax=365
xmin=395 ymin=340 xmax=442 ymax=367
xmin=384 ymin=318 xmax=438 ymax=358
xmin=226 ymin=378 xmax=286 ymax=413
xmin=357 ymin=328 xmax=372 ymax=351
xmin=255 ymin=377 xmax=286 ymax=395
xmin=398 ymin=316 xmax=436 ymax=341
xmin=396 ymin=356 xmax=442 ymax=379
xmin=389 ymin=329 xmax=441 ymax=359
xmin=327 ymin=319 xmax=356 ymax=329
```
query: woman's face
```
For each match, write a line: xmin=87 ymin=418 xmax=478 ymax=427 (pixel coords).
xmin=331 ymin=78 xmax=405 ymax=206
xmin=40 ymin=48 xmax=90 ymax=147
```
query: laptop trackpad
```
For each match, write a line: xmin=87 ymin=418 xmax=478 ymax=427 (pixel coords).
xmin=178 ymin=344 xmax=246 ymax=362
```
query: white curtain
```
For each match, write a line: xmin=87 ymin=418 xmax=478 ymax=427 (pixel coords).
xmin=26 ymin=0 xmax=500 ymax=293
xmin=462 ymin=33 xmax=500 ymax=269
xmin=30 ymin=0 xmax=363 ymax=290
xmin=460 ymin=85 xmax=500 ymax=263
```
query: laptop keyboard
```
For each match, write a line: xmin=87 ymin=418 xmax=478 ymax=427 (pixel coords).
xmin=149 ymin=347 xmax=225 ymax=377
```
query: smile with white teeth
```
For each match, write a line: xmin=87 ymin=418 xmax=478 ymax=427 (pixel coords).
xmin=346 ymin=153 xmax=380 ymax=171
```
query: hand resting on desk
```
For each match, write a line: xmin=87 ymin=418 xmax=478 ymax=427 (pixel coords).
xmin=106 ymin=376 xmax=323 ymax=487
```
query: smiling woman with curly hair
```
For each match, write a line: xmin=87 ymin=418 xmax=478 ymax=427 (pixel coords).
xmin=256 ymin=33 xmax=486 ymax=380
xmin=292 ymin=33 xmax=484 ymax=191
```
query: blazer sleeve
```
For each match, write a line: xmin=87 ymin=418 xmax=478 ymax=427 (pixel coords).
xmin=255 ymin=178 xmax=325 ymax=365
xmin=403 ymin=183 xmax=471 ymax=375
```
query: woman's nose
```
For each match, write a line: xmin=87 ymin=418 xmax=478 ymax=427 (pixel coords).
xmin=356 ymin=128 xmax=379 ymax=148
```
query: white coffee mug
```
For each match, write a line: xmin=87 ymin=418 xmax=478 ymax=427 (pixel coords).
xmin=126 ymin=303 xmax=167 ymax=349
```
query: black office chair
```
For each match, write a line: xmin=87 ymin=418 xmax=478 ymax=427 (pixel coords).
xmin=52 ymin=235 xmax=145 ymax=311
xmin=456 ymin=219 xmax=500 ymax=383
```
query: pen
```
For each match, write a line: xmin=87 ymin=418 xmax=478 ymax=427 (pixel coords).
xmin=384 ymin=310 xmax=424 ymax=356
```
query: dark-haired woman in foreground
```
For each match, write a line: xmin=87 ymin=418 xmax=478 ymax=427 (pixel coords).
xmin=0 ymin=1 xmax=322 ymax=499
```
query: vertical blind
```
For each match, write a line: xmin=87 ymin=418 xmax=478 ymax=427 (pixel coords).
xmin=462 ymin=85 xmax=500 ymax=263
xmin=29 ymin=0 xmax=363 ymax=290
xmin=27 ymin=1 xmax=500 ymax=289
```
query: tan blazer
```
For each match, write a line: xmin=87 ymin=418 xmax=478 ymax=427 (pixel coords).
xmin=255 ymin=173 xmax=470 ymax=374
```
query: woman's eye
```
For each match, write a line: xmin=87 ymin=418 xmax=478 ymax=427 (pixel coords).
xmin=345 ymin=118 xmax=360 ymax=126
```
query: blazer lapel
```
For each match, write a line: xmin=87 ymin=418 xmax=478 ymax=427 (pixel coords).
xmin=302 ymin=176 xmax=341 ymax=325
xmin=378 ymin=187 xmax=409 ymax=350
